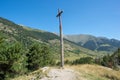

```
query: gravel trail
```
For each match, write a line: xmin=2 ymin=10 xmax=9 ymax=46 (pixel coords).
xmin=40 ymin=68 xmax=81 ymax=80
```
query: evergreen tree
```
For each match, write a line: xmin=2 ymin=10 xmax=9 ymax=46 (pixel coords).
xmin=27 ymin=43 xmax=55 ymax=71
xmin=72 ymin=57 xmax=93 ymax=65
xmin=27 ymin=43 xmax=42 ymax=70
xmin=101 ymin=48 xmax=120 ymax=69
xmin=0 ymin=42 xmax=27 ymax=79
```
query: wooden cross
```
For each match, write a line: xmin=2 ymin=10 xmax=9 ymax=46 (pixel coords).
xmin=56 ymin=9 xmax=64 ymax=68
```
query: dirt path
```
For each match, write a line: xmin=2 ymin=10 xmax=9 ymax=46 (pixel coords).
xmin=40 ymin=68 xmax=81 ymax=80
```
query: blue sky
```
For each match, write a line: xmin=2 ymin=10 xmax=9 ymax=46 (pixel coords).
xmin=0 ymin=0 xmax=120 ymax=40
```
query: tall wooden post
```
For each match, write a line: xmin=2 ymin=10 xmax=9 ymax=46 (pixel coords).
xmin=56 ymin=9 xmax=64 ymax=68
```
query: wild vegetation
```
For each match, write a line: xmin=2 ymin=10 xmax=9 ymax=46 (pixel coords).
xmin=0 ymin=17 xmax=120 ymax=80
xmin=99 ymin=48 xmax=120 ymax=69
xmin=0 ymin=37 xmax=55 ymax=80
xmin=65 ymin=48 xmax=120 ymax=70
xmin=71 ymin=64 xmax=120 ymax=80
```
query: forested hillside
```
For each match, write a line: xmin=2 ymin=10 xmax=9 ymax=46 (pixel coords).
xmin=0 ymin=17 xmax=99 ymax=57
xmin=0 ymin=17 xmax=100 ymax=79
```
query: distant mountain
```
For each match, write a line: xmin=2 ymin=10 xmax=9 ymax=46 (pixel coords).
xmin=65 ymin=34 xmax=120 ymax=52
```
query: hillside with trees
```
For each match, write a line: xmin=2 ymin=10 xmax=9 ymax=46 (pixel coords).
xmin=0 ymin=17 xmax=100 ymax=79
xmin=0 ymin=17 xmax=120 ymax=80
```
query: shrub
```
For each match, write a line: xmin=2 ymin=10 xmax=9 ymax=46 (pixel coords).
xmin=27 ymin=43 xmax=55 ymax=71
xmin=101 ymin=48 xmax=120 ymax=69
xmin=72 ymin=57 xmax=94 ymax=65
xmin=0 ymin=42 xmax=27 ymax=79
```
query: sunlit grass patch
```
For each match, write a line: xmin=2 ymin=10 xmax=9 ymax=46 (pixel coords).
xmin=68 ymin=64 xmax=120 ymax=80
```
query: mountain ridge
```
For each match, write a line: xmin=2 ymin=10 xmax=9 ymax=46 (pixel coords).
xmin=65 ymin=34 xmax=120 ymax=52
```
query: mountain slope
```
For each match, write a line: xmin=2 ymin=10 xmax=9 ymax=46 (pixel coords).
xmin=65 ymin=34 xmax=120 ymax=52
xmin=0 ymin=17 xmax=101 ymax=61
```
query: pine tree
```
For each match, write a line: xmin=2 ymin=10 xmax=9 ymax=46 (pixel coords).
xmin=27 ymin=43 xmax=55 ymax=71
xmin=0 ymin=42 xmax=27 ymax=79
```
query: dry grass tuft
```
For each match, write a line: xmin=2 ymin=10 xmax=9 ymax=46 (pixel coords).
xmin=68 ymin=64 xmax=120 ymax=80
xmin=11 ymin=68 xmax=44 ymax=80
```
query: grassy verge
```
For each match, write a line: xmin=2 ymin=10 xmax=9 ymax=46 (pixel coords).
xmin=69 ymin=64 xmax=120 ymax=80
